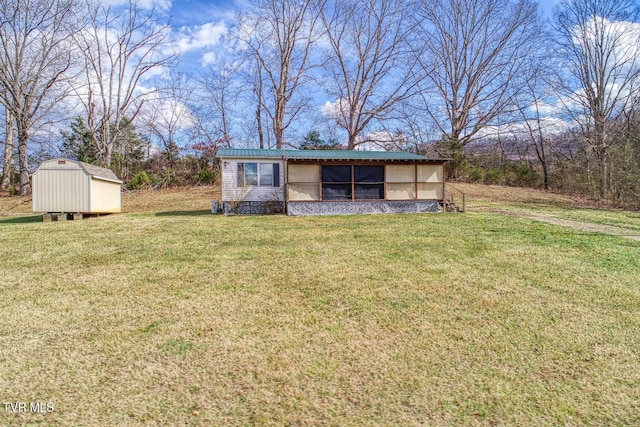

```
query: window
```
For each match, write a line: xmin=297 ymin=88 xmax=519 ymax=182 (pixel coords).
xmin=237 ymin=162 xmax=280 ymax=187
xmin=259 ymin=163 xmax=274 ymax=186
xmin=321 ymin=164 xmax=384 ymax=201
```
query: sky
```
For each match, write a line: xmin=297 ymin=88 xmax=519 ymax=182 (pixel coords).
xmin=83 ymin=0 xmax=571 ymax=151
xmin=539 ymin=0 xmax=561 ymax=16
xmin=165 ymin=0 xmax=564 ymax=74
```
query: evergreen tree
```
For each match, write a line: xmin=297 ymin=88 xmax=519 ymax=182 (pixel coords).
xmin=60 ymin=117 xmax=99 ymax=164
xmin=300 ymin=131 xmax=341 ymax=150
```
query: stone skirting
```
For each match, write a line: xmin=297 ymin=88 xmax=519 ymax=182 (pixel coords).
xmin=223 ymin=200 xmax=285 ymax=215
xmin=286 ymin=200 xmax=440 ymax=216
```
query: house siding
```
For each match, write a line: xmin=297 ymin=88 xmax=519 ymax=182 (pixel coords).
xmin=221 ymin=159 xmax=285 ymax=204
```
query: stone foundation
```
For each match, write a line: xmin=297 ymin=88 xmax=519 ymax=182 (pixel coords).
xmin=223 ymin=201 xmax=285 ymax=215
xmin=287 ymin=200 xmax=440 ymax=216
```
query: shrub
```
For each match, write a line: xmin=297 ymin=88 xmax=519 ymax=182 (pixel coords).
xmin=129 ymin=170 xmax=153 ymax=190
xmin=466 ymin=165 xmax=485 ymax=183
xmin=197 ymin=167 xmax=216 ymax=184
xmin=484 ymin=168 xmax=504 ymax=185
xmin=504 ymin=163 xmax=543 ymax=188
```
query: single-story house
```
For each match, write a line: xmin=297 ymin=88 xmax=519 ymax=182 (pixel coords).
xmin=217 ymin=148 xmax=448 ymax=215
xmin=32 ymin=158 xmax=123 ymax=215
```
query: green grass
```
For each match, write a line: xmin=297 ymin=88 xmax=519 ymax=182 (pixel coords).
xmin=0 ymin=188 xmax=639 ymax=425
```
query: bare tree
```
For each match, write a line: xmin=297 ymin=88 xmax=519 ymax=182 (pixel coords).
xmin=139 ymin=72 xmax=195 ymax=167
xmin=0 ymin=0 xmax=76 ymax=195
xmin=253 ymin=58 xmax=267 ymax=149
xmin=237 ymin=0 xmax=321 ymax=148
xmin=195 ymin=61 xmax=244 ymax=149
xmin=319 ymin=0 xmax=418 ymax=149
xmin=554 ymin=0 xmax=640 ymax=198
xmin=72 ymin=0 xmax=178 ymax=167
xmin=415 ymin=0 xmax=541 ymax=165
xmin=517 ymin=70 xmax=560 ymax=190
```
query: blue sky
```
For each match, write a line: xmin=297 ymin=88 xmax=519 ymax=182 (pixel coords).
xmin=539 ymin=0 xmax=561 ymax=16
xmin=163 ymin=0 xmax=563 ymax=73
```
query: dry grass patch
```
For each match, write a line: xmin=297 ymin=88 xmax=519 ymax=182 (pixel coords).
xmin=122 ymin=185 xmax=219 ymax=213
xmin=450 ymin=182 xmax=609 ymax=210
xmin=0 ymin=193 xmax=31 ymax=216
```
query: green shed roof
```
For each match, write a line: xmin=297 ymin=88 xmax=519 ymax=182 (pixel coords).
xmin=217 ymin=148 xmax=445 ymax=162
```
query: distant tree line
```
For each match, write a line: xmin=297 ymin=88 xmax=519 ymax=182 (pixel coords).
xmin=1 ymin=0 xmax=639 ymax=208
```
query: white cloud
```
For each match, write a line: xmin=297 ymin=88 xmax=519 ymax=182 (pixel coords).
xmin=177 ymin=21 xmax=227 ymax=54
xmin=321 ymin=98 xmax=348 ymax=121
xmin=200 ymin=52 xmax=217 ymax=66
xmin=573 ymin=17 xmax=640 ymax=67
xmin=141 ymin=97 xmax=197 ymax=130
xmin=481 ymin=116 xmax=573 ymax=140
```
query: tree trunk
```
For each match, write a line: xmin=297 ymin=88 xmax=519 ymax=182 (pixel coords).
xmin=1 ymin=107 xmax=13 ymax=190
xmin=104 ymin=143 xmax=113 ymax=167
xmin=274 ymin=98 xmax=285 ymax=149
xmin=256 ymin=100 xmax=264 ymax=149
xmin=601 ymin=151 xmax=609 ymax=199
xmin=17 ymin=127 xmax=30 ymax=196
xmin=347 ymin=134 xmax=357 ymax=150
xmin=541 ymin=159 xmax=549 ymax=190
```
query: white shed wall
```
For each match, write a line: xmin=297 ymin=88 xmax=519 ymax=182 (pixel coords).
xmin=33 ymin=168 xmax=89 ymax=213
xmin=90 ymin=179 xmax=122 ymax=213
xmin=221 ymin=159 xmax=285 ymax=202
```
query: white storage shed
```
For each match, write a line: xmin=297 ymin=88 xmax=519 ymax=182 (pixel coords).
xmin=32 ymin=158 xmax=122 ymax=214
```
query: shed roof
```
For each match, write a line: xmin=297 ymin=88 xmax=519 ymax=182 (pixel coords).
xmin=38 ymin=158 xmax=123 ymax=184
xmin=217 ymin=148 xmax=446 ymax=162
xmin=79 ymin=162 xmax=122 ymax=183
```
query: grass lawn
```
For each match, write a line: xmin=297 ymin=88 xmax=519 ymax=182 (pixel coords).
xmin=0 ymin=185 xmax=639 ymax=425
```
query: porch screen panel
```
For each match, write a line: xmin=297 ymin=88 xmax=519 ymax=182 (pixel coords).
xmin=418 ymin=182 xmax=444 ymax=200
xmin=288 ymin=164 xmax=321 ymax=201
xmin=387 ymin=183 xmax=416 ymax=200
xmin=354 ymin=165 xmax=384 ymax=200
xmin=354 ymin=165 xmax=384 ymax=182
xmin=289 ymin=183 xmax=320 ymax=201
xmin=386 ymin=164 xmax=415 ymax=183
xmin=322 ymin=165 xmax=352 ymax=200
xmin=322 ymin=165 xmax=351 ymax=182
xmin=417 ymin=164 xmax=444 ymax=183
xmin=323 ymin=184 xmax=352 ymax=200
xmin=288 ymin=164 xmax=320 ymax=183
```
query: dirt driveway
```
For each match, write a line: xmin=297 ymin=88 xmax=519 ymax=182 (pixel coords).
xmin=486 ymin=209 xmax=640 ymax=242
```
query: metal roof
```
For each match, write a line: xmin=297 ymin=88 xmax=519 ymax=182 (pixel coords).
xmin=79 ymin=161 xmax=122 ymax=183
xmin=37 ymin=158 xmax=123 ymax=183
xmin=217 ymin=148 xmax=285 ymax=159
xmin=217 ymin=148 xmax=445 ymax=162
